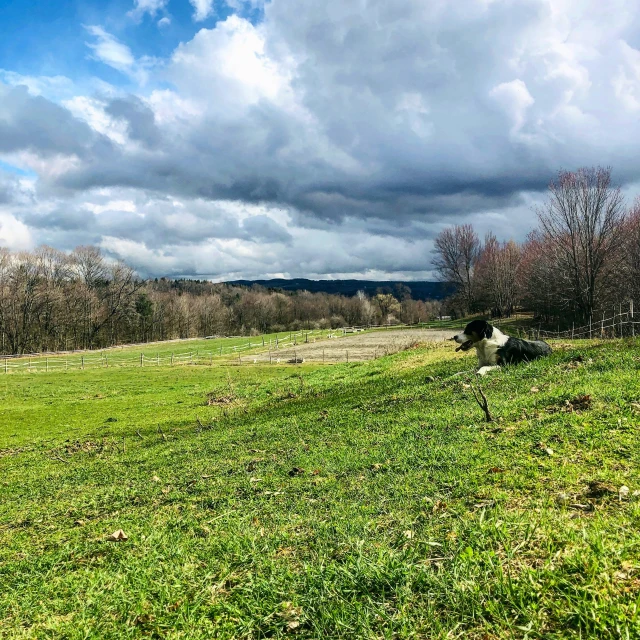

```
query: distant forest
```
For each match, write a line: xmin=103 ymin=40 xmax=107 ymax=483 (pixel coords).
xmin=0 ymin=247 xmax=445 ymax=355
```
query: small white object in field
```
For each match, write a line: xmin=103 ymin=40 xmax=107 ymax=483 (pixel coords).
xmin=619 ymin=485 xmax=630 ymax=499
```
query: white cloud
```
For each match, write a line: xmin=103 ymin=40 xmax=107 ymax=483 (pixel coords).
xmin=128 ymin=0 xmax=168 ymax=20
xmin=226 ymin=0 xmax=266 ymax=10
xmin=0 ymin=70 xmax=74 ymax=101
xmin=613 ymin=40 xmax=640 ymax=111
xmin=489 ymin=79 xmax=535 ymax=138
xmin=85 ymin=26 xmax=135 ymax=71
xmin=0 ymin=213 xmax=33 ymax=251
xmin=84 ymin=25 xmax=155 ymax=85
xmin=169 ymin=15 xmax=292 ymax=111
xmin=62 ymin=96 xmax=127 ymax=144
xmin=158 ymin=16 xmax=171 ymax=28
xmin=190 ymin=0 xmax=215 ymax=22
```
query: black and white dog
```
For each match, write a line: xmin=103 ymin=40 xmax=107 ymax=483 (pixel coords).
xmin=452 ymin=319 xmax=552 ymax=375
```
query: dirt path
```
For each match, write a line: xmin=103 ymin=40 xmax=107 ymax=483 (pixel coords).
xmin=251 ymin=328 xmax=460 ymax=363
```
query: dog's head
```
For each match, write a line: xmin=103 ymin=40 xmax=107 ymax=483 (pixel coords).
xmin=451 ymin=320 xmax=494 ymax=352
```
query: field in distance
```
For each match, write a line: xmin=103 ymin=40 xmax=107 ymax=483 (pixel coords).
xmin=1 ymin=335 xmax=639 ymax=638
xmin=2 ymin=325 xmax=464 ymax=371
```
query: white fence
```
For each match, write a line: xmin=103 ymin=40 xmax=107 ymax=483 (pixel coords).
xmin=1 ymin=329 xmax=326 ymax=373
xmin=530 ymin=301 xmax=637 ymax=341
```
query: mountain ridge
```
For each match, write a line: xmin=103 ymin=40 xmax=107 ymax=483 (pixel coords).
xmin=224 ymin=278 xmax=454 ymax=301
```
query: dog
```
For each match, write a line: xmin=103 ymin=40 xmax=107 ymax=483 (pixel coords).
xmin=452 ymin=319 xmax=551 ymax=375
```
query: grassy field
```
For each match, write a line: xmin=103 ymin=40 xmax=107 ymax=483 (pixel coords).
xmin=2 ymin=330 xmax=327 ymax=372
xmin=1 ymin=337 xmax=640 ymax=638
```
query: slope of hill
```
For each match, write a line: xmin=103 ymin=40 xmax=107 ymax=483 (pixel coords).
xmin=225 ymin=278 xmax=455 ymax=300
xmin=2 ymin=337 xmax=639 ymax=637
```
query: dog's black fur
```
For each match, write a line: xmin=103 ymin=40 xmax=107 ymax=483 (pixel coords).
xmin=496 ymin=335 xmax=552 ymax=365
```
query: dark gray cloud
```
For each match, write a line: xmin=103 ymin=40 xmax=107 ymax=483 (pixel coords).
xmin=105 ymin=95 xmax=162 ymax=148
xmin=19 ymin=192 xmax=293 ymax=251
xmin=0 ymin=85 xmax=112 ymax=158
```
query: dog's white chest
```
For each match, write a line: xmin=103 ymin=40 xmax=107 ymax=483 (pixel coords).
xmin=474 ymin=330 xmax=507 ymax=367
xmin=475 ymin=341 xmax=499 ymax=366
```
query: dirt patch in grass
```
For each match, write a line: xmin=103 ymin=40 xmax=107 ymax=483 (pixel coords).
xmin=251 ymin=328 xmax=458 ymax=363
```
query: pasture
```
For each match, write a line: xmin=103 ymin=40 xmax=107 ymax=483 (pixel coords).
xmin=1 ymin=332 xmax=640 ymax=638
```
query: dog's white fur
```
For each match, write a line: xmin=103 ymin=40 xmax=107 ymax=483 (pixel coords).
xmin=454 ymin=326 xmax=508 ymax=376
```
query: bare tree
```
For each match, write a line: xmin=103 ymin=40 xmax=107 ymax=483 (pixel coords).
xmin=475 ymin=234 xmax=522 ymax=317
xmin=536 ymin=167 xmax=626 ymax=322
xmin=622 ymin=198 xmax=640 ymax=304
xmin=432 ymin=224 xmax=480 ymax=313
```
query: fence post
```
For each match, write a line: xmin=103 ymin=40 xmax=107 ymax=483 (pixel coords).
xmin=190 ymin=351 xmax=193 ymax=364
xmin=65 ymin=358 xmax=68 ymax=371
xmin=262 ymin=336 xmax=265 ymax=347
xmin=82 ymin=355 xmax=85 ymax=370
xmin=616 ymin=305 xmax=620 ymax=337
xmin=631 ymin=300 xmax=635 ymax=338
xmin=220 ymin=344 xmax=223 ymax=356
xmin=105 ymin=355 xmax=108 ymax=368
xmin=346 ymin=350 xmax=349 ymax=363
xmin=589 ymin=316 xmax=592 ymax=340
xmin=4 ymin=358 xmax=6 ymax=374
xmin=322 ymin=348 xmax=325 ymax=364
xmin=46 ymin=357 xmax=48 ymax=372
xmin=238 ymin=353 xmax=241 ymax=365
xmin=171 ymin=352 xmax=174 ymax=366
xmin=140 ymin=353 xmax=143 ymax=367
xmin=601 ymin=311 xmax=605 ymax=338
xmin=571 ymin=323 xmax=574 ymax=340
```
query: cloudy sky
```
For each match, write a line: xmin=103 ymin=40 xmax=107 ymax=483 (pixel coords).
xmin=1 ymin=0 xmax=640 ymax=280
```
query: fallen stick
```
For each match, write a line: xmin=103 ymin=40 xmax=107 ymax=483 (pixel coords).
xmin=470 ymin=383 xmax=493 ymax=422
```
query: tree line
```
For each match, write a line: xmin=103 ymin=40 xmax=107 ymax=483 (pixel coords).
xmin=0 ymin=246 xmax=442 ymax=355
xmin=3 ymin=165 xmax=636 ymax=355
xmin=434 ymin=167 xmax=640 ymax=326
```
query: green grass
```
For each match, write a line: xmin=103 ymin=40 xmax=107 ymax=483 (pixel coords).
xmin=3 ymin=330 xmax=327 ymax=372
xmin=1 ymin=339 xmax=640 ymax=638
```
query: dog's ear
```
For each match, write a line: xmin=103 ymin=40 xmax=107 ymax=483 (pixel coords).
xmin=482 ymin=323 xmax=493 ymax=339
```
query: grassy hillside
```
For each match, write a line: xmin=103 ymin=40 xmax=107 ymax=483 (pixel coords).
xmin=1 ymin=339 xmax=639 ymax=638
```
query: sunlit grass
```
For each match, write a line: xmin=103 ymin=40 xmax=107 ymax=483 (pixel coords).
xmin=1 ymin=339 xmax=639 ymax=638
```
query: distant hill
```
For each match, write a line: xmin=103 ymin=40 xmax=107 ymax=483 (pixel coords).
xmin=225 ymin=278 xmax=455 ymax=301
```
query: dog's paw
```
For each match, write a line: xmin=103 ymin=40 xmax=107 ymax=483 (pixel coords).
xmin=476 ymin=366 xmax=498 ymax=376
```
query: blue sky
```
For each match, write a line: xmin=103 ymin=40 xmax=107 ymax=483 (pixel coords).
xmin=0 ymin=0 xmax=263 ymax=90
xmin=1 ymin=0 xmax=640 ymax=279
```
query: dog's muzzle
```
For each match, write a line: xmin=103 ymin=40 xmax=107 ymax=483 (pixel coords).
xmin=451 ymin=334 xmax=473 ymax=352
